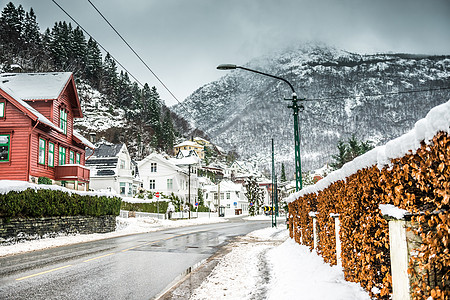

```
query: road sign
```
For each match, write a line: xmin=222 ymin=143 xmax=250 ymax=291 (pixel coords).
xmin=233 ymin=202 xmax=237 ymax=207
xmin=250 ymin=202 xmax=253 ymax=206
xmin=155 ymin=192 xmax=160 ymax=198
xmin=264 ymin=206 xmax=273 ymax=212
xmin=195 ymin=202 xmax=199 ymax=207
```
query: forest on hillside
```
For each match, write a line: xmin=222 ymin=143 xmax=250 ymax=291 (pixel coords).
xmin=0 ymin=2 xmax=203 ymax=156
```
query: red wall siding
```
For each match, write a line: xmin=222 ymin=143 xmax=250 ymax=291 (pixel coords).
xmin=28 ymin=100 xmax=53 ymax=121
xmin=0 ymin=96 xmax=32 ymax=181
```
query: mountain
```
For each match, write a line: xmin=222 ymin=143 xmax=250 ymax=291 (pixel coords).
xmin=173 ymin=44 xmax=450 ymax=176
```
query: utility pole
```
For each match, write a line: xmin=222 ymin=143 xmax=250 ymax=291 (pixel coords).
xmin=217 ymin=180 xmax=221 ymax=217
xmin=272 ymin=139 xmax=276 ymax=227
xmin=188 ymin=164 xmax=191 ymax=219
xmin=217 ymin=64 xmax=304 ymax=191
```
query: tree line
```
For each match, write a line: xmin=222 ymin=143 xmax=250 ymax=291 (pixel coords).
xmin=0 ymin=2 xmax=186 ymax=154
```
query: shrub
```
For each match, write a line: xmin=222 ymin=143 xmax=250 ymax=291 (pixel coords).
xmin=0 ymin=188 xmax=121 ymax=218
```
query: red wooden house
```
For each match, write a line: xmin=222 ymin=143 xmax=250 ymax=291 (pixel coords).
xmin=0 ymin=72 xmax=94 ymax=190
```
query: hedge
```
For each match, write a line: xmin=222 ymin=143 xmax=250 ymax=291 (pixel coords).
xmin=0 ymin=188 xmax=121 ymax=218
xmin=121 ymin=201 xmax=169 ymax=213
xmin=289 ymin=131 xmax=450 ymax=299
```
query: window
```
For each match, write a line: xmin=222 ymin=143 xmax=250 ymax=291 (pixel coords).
xmin=0 ymin=102 xmax=5 ymax=118
xmin=128 ymin=183 xmax=132 ymax=196
xmin=76 ymin=152 xmax=80 ymax=165
xmin=59 ymin=146 xmax=66 ymax=165
xmin=167 ymin=178 xmax=173 ymax=190
xmin=120 ymin=159 xmax=125 ymax=169
xmin=226 ymin=204 xmax=230 ymax=209
xmin=48 ymin=142 xmax=55 ymax=167
xmin=150 ymin=162 xmax=157 ymax=172
xmin=120 ymin=182 xmax=126 ymax=195
xmin=221 ymin=193 xmax=224 ymax=200
xmin=149 ymin=180 xmax=155 ymax=190
xmin=38 ymin=138 xmax=46 ymax=165
xmin=0 ymin=134 xmax=10 ymax=162
xmin=69 ymin=150 xmax=75 ymax=164
xmin=226 ymin=192 xmax=231 ymax=199
xmin=59 ymin=108 xmax=67 ymax=134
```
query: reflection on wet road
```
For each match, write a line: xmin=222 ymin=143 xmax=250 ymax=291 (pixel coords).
xmin=0 ymin=218 xmax=269 ymax=300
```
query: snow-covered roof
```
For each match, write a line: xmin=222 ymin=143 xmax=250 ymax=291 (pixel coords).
xmin=174 ymin=141 xmax=202 ymax=148
xmin=86 ymin=142 xmax=123 ymax=158
xmin=204 ymin=180 xmax=244 ymax=193
xmin=0 ymin=72 xmax=72 ymax=100
xmin=73 ymin=131 xmax=95 ymax=149
xmin=286 ymin=99 xmax=450 ymax=203
xmin=0 ymin=81 xmax=64 ymax=134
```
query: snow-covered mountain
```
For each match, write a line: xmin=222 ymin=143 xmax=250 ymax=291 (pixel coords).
xmin=173 ymin=44 xmax=450 ymax=175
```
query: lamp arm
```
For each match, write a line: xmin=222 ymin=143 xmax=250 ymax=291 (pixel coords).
xmin=237 ymin=66 xmax=296 ymax=95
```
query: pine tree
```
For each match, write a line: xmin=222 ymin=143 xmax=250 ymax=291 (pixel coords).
xmin=101 ymin=53 xmax=118 ymax=99
xmin=160 ymin=110 xmax=175 ymax=153
xmin=281 ymin=163 xmax=287 ymax=182
xmin=330 ymin=135 xmax=374 ymax=170
xmin=244 ymin=176 xmax=263 ymax=216
xmin=85 ymin=37 xmax=103 ymax=89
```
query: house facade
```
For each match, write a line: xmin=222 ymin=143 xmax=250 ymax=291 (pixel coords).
xmin=86 ymin=141 xmax=141 ymax=196
xmin=0 ymin=72 xmax=93 ymax=190
xmin=203 ymin=180 xmax=248 ymax=216
xmin=138 ymin=153 xmax=199 ymax=204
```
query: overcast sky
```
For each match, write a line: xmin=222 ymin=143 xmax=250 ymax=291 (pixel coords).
xmin=7 ymin=0 xmax=450 ymax=106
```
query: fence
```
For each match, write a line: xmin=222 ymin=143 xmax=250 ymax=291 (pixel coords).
xmin=288 ymin=131 xmax=450 ymax=299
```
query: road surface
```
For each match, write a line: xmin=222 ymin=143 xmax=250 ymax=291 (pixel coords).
xmin=0 ymin=217 xmax=269 ymax=299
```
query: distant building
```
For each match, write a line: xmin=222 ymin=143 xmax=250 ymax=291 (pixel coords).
xmin=173 ymin=140 xmax=204 ymax=159
xmin=86 ymin=141 xmax=141 ymax=196
xmin=0 ymin=72 xmax=93 ymax=190
xmin=138 ymin=153 xmax=200 ymax=204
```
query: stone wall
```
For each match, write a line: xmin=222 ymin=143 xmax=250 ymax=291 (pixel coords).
xmin=0 ymin=215 xmax=116 ymax=244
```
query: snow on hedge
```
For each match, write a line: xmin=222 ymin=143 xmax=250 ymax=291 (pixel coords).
xmin=286 ymin=99 xmax=450 ymax=203
xmin=0 ymin=180 xmax=118 ymax=198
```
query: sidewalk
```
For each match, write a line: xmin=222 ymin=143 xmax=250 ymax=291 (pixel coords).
xmin=162 ymin=227 xmax=371 ymax=300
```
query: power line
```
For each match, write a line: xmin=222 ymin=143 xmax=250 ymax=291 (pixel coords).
xmin=50 ymin=0 xmax=144 ymax=87
xmin=50 ymin=0 xmax=198 ymax=126
xmin=304 ymin=86 xmax=450 ymax=102
xmin=86 ymin=0 xmax=183 ymax=106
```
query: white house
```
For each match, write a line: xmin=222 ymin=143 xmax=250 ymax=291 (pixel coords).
xmin=86 ymin=141 xmax=141 ymax=196
xmin=138 ymin=153 xmax=200 ymax=205
xmin=203 ymin=180 xmax=248 ymax=216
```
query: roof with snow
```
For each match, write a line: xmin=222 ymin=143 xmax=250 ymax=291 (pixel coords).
xmin=0 ymin=72 xmax=82 ymax=118
xmin=174 ymin=141 xmax=202 ymax=148
xmin=86 ymin=142 xmax=124 ymax=158
xmin=0 ymin=72 xmax=72 ymax=100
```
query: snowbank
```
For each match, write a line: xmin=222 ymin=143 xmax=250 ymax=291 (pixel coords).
xmin=267 ymin=239 xmax=370 ymax=300
xmin=287 ymin=99 xmax=450 ymax=203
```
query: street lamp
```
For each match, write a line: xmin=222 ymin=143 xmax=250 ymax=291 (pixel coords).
xmin=217 ymin=64 xmax=303 ymax=191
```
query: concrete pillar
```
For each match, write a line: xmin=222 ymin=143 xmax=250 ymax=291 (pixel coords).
xmin=313 ymin=217 xmax=318 ymax=250
xmin=332 ymin=214 xmax=342 ymax=267
xmin=389 ymin=220 xmax=411 ymax=300
xmin=309 ymin=211 xmax=318 ymax=250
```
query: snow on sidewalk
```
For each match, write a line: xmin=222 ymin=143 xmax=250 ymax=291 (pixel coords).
xmin=190 ymin=227 xmax=370 ymax=300
xmin=0 ymin=216 xmax=227 ymax=257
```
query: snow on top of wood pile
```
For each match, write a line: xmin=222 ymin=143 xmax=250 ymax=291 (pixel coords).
xmin=286 ymin=99 xmax=450 ymax=203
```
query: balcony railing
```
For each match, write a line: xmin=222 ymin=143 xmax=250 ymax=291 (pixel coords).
xmin=55 ymin=164 xmax=90 ymax=183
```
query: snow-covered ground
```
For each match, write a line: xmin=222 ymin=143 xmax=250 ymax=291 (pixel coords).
xmin=0 ymin=216 xmax=227 ymax=257
xmin=190 ymin=227 xmax=371 ymax=300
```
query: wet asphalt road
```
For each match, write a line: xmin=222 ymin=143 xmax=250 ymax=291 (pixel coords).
xmin=0 ymin=217 xmax=269 ymax=300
